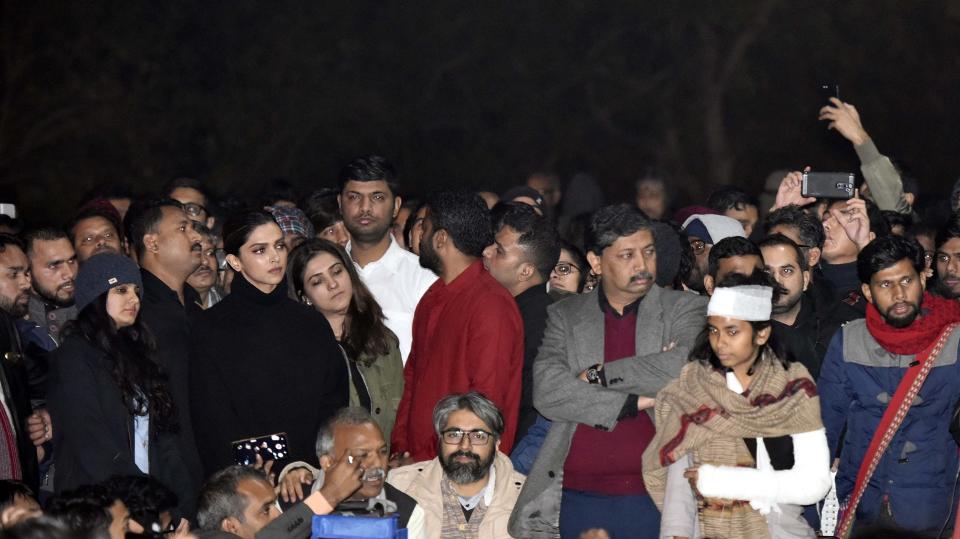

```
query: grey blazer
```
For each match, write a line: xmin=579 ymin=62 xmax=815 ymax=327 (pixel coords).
xmin=508 ymin=285 xmax=707 ymax=538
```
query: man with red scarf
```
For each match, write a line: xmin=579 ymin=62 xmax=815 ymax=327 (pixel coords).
xmin=820 ymin=235 xmax=960 ymax=534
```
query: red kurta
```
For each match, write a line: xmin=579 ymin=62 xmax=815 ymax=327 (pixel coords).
xmin=391 ymin=260 xmax=524 ymax=461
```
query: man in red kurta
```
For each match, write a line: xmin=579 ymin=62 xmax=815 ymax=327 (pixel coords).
xmin=391 ymin=190 xmax=524 ymax=462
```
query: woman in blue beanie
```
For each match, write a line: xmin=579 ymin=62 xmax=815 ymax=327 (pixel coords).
xmin=47 ymin=252 xmax=194 ymax=522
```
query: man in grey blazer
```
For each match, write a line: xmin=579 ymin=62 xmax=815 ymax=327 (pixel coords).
xmin=508 ymin=204 xmax=707 ymax=539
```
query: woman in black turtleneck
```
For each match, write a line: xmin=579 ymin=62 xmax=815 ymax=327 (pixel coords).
xmin=189 ymin=211 xmax=347 ymax=475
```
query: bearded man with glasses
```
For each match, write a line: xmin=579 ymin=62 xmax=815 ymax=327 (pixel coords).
xmin=388 ymin=392 xmax=525 ymax=538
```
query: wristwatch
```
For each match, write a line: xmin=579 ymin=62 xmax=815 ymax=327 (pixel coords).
xmin=585 ymin=364 xmax=603 ymax=385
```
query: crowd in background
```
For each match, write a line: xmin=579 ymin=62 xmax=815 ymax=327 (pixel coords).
xmin=0 ymin=98 xmax=957 ymax=539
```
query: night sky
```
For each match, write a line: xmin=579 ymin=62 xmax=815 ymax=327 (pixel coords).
xmin=2 ymin=1 xmax=959 ymax=222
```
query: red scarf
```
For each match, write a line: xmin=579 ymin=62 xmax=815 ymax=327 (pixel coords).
xmin=866 ymin=292 xmax=960 ymax=355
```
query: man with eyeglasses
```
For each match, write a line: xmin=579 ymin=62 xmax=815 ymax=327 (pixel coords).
xmin=482 ymin=203 xmax=560 ymax=442
xmin=679 ymin=213 xmax=746 ymax=294
xmin=389 ymin=392 xmax=525 ymax=538
xmin=164 ymin=177 xmax=215 ymax=228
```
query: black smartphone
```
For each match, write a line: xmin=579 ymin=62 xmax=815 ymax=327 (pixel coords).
xmin=802 ymin=172 xmax=855 ymax=199
xmin=232 ymin=432 xmax=289 ymax=466
xmin=819 ymin=83 xmax=840 ymax=104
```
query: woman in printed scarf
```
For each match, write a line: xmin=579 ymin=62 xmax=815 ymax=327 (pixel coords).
xmin=642 ymin=275 xmax=832 ymax=539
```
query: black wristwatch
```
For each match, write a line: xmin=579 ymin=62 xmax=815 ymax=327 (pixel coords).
xmin=585 ymin=364 xmax=603 ymax=385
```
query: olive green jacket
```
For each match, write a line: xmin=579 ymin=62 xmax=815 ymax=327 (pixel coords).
xmin=345 ymin=342 xmax=405 ymax=444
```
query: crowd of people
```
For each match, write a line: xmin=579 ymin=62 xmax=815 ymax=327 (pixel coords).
xmin=0 ymin=98 xmax=958 ymax=539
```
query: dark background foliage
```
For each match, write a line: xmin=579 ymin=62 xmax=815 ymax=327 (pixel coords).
xmin=2 ymin=1 xmax=959 ymax=221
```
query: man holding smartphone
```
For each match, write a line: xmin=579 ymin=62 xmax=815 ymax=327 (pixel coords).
xmin=819 ymin=98 xmax=913 ymax=215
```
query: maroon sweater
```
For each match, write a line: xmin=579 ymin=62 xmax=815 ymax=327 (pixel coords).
xmin=562 ymin=293 xmax=657 ymax=496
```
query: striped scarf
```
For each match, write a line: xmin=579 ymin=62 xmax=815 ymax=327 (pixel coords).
xmin=643 ymin=352 xmax=821 ymax=539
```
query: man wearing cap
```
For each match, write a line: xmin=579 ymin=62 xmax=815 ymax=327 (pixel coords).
xmin=510 ymin=204 xmax=707 ymax=538
xmin=680 ymin=213 xmax=747 ymax=294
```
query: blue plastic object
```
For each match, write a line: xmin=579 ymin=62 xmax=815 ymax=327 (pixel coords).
xmin=310 ymin=514 xmax=408 ymax=539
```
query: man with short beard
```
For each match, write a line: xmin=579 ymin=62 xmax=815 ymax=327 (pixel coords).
xmin=0 ymin=234 xmax=41 ymax=490
xmin=68 ymin=202 xmax=125 ymax=263
xmin=391 ymin=190 xmax=523 ymax=464
xmin=759 ymin=234 xmax=834 ymax=378
xmin=933 ymin=219 xmax=960 ymax=299
xmin=23 ymin=228 xmax=78 ymax=343
xmin=820 ymin=236 xmax=960 ymax=533
xmin=338 ymin=155 xmax=437 ymax=362
xmin=389 ymin=393 xmax=525 ymax=538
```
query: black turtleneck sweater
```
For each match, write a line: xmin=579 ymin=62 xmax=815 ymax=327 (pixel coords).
xmin=189 ymin=273 xmax=348 ymax=475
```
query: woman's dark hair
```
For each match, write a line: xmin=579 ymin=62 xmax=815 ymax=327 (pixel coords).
xmin=690 ymin=272 xmax=792 ymax=373
xmin=222 ymin=210 xmax=279 ymax=256
xmin=287 ymin=239 xmax=395 ymax=362
xmin=62 ymin=293 xmax=177 ymax=432
xmin=558 ymin=240 xmax=589 ymax=292
xmin=856 ymin=235 xmax=925 ymax=285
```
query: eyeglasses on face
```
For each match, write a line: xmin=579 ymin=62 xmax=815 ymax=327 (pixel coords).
xmin=553 ymin=262 xmax=581 ymax=276
xmin=182 ymin=202 xmax=207 ymax=218
xmin=441 ymin=428 xmax=494 ymax=446
xmin=689 ymin=239 xmax=706 ymax=255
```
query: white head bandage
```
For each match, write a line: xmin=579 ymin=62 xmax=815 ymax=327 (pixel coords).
xmin=707 ymin=285 xmax=773 ymax=321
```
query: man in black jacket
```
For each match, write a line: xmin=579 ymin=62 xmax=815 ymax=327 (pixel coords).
xmin=482 ymin=203 xmax=560 ymax=440
xmin=124 ymin=200 xmax=205 ymax=511
xmin=0 ymin=235 xmax=40 ymax=490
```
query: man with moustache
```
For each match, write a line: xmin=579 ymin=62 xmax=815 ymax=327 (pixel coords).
xmin=274 ymin=408 xmax=424 ymax=536
xmin=511 ymin=204 xmax=707 ymax=539
xmin=391 ymin=190 xmax=523 ymax=464
xmin=23 ymin=228 xmax=78 ymax=343
xmin=124 ymin=199 xmax=205 ymax=512
xmin=186 ymin=223 xmax=223 ymax=309
xmin=339 ymin=155 xmax=437 ymax=362
xmin=820 ymin=236 xmax=960 ymax=533
xmin=933 ymin=220 xmax=960 ymax=299
xmin=68 ymin=202 xmax=125 ymax=263
xmin=389 ymin=393 xmax=525 ymax=538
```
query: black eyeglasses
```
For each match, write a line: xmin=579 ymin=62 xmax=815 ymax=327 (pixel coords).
xmin=553 ymin=262 xmax=581 ymax=276
xmin=441 ymin=428 xmax=494 ymax=446
xmin=182 ymin=202 xmax=207 ymax=218
xmin=689 ymin=239 xmax=707 ymax=255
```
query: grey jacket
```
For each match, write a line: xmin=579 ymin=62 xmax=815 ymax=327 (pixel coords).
xmin=855 ymin=138 xmax=911 ymax=214
xmin=508 ymin=286 xmax=707 ymax=538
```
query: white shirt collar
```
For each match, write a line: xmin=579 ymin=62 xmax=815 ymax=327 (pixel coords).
xmin=346 ymin=236 xmax=404 ymax=270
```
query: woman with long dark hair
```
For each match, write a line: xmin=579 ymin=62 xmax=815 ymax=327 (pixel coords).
xmin=643 ymin=275 xmax=831 ymax=539
xmin=47 ymin=253 xmax=194 ymax=518
xmin=287 ymin=238 xmax=404 ymax=441
xmin=189 ymin=211 xmax=347 ymax=475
